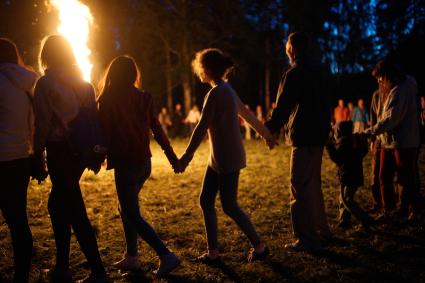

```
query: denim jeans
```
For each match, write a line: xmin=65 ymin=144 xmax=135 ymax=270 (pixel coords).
xmin=114 ymin=160 xmax=169 ymax=256
xmin=46 ymin=141 xmax=104 ymax=273
xmin=200 ymin=166 xmax=261 ymax=251
xmin=0 ymin=158 xmax=32 ymax=283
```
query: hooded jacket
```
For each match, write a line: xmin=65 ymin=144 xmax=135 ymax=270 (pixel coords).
xmin=326 ymin=121 xmax=368 ymax=187
xmin=369 ymin=75 xmax=420 ymax=148
xmin=0 ymin=63 xmax=37 ymax=162
xmin=33 ymin=66 xmax=95 ymax=153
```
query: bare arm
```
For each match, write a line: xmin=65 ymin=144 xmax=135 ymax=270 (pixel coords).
xmin=235 ymin=95 xmax=274 ymax=141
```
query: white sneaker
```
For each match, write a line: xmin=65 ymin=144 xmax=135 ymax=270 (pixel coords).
xmin=154 ymin=252 xmax=181 ymax=277
xmin=112 ymin=254 xmax=142 ymax=271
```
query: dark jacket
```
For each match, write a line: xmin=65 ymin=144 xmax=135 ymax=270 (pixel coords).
xmin=326 ymin=121 xmax=368 ymax=188
xmin=98 ymin=88 xmax=174 ymax=169
xmin=265 ymin=57 xmax=332 ymax=146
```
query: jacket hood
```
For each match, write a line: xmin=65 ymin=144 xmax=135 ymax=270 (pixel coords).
xmin=44 ymin=65 xmax=86 ymax=91
xmin=0 ymin=63 xmax=37 ymax=92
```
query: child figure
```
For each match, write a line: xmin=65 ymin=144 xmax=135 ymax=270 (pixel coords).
xmin=326 ymin=121 xmax=374 ymax=229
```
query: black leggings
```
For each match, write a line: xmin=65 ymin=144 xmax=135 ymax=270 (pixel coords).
xmin=0 ymin=158 xmax=32 ymax=283
xmin=200 ymin=167 xmax=261 ymax=251
xmin=46 ymin=142 xmax=104 ymax=273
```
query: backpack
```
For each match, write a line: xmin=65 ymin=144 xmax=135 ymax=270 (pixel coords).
xmin=67 ymin=104 xmax=107 ymax=174
xmin=47 ymin=80 xmax=107 ymax=174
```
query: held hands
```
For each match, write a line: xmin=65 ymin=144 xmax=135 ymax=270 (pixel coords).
xmin=172 ymin=152 xmax=193 ymax=174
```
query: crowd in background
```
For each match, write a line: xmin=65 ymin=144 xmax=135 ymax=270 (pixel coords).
xmin=158 ymin=103 xmax=277 ymax=140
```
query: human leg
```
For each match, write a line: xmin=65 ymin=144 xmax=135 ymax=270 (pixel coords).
xmin=371 ymin=144 xmax=382 ymax=210
xmin=115 ymin=161 xmax=170 ymax=257
xmin=219 ymin=171 xmax=262 ymax=248
xmin=379 ymin=148 xmax=396 ymax=212
xmin=0 ymin=159 xmax=33 ymax=283
xmin=288 ymin=146 xmax=321 ymax=249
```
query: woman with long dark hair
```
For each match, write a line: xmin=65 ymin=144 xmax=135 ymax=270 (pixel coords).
xmin=179 ymin=48 xmax=276 ymax=262
xmin=98 ymin=55 xmax=180 ymax=277
xmin=0 ymin=38 xmax=37 ymax=283
xmin=33 ymin=35 xmax=109 ymax=283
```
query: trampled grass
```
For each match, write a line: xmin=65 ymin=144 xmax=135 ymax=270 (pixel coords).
xmin=1 ymin=140 xmax=424 ymax=282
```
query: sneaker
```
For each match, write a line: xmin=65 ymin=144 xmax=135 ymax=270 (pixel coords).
xmin=113 ymin=254 xmax=142 ymax=271
xmin=48 ymin=267 xmax=73 ymax=283
xmin=284 ymin=240 xmax=320 ymax=252
xmin=195 ymin=253 xmax=221 ymax=265
xmin=76 ymin=272 xmax=110 ymax=283
xmin=153 ymin=252 xmax=181 ymax=278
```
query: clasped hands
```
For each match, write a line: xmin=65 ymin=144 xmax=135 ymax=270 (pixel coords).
xmin=171 ymin=153 xmax=193 ymax=174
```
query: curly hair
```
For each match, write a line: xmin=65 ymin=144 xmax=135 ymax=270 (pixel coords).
xmin=192 ymin=48 xmax=234 ymax=82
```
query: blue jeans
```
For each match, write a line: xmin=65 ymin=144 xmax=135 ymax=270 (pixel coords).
xmin=114 ymin=160 xmax=169 ymax=256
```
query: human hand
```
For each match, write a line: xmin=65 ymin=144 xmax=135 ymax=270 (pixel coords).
xmin=30 ymin=151 xmax=48 ymax=184
xmin=178 ymin=153 xmax=193 ymax=173
xmin=172 ymin=159 xmax=183 ymax=174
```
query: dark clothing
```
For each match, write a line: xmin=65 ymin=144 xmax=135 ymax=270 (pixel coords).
xmin=326 ymin=121 xmax=371 ymax=225
xmin=382 ymin=148 xmax=421 ymax=214
xmin=0 ymin=158 xmax=32 ymax=283
xmin=379 ymin=148 xmax=397 ymax=211
xmin=370 ymin=143 xmax=382 ymax=209
xmin=114 ymin=160 xmax=169 ymax=256
xmin=200 ymin=166 xmax=261 ymax=250
xmin=265 ymin=58 xmax=331 ymax=146
xmin=339 ymin=185 xmax=373 ymax=225
xmin=98 ymin=89 xmax=174 ymax=170
xmin=46 ymin=142 xmax=104 ymax=273
xmin=326 ymin=122 xmax=368 ymax=188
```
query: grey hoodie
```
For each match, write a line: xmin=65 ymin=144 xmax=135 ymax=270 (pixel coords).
xmin=369 ymin=75 xmax=420 ymax=148
xmin=0 ymin=63 xmax=37 ymax=162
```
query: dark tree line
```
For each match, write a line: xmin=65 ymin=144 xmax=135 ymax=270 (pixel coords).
xmin=1 ymin=0 xmax=424 ymax=112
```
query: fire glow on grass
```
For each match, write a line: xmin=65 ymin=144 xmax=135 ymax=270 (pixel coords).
xmin=50 ymin=0 xmax=94 ymax=82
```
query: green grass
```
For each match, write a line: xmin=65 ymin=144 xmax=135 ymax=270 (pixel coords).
xmin=1 ymin=140 xmax=425 ymax=283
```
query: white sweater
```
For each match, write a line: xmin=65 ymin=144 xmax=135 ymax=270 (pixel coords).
xmin=0 ymin=63 xmax=37 ymax=162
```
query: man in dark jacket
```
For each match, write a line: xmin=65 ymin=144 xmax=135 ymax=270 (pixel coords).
xmin=266 ymin=32 xmax=332 ymax=251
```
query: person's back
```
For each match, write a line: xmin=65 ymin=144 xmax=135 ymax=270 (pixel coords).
xmin=99 ymin=89 xmax=158 ymax=168
xmin=268 ymin=58 xmax=331 ymax=146
xmin=34 ymin=67 xmax=95 ymax=151
xmin=202 ymin=81 xmax=246 ymax=173
xmin=0 ymin=63 xmax=37 ymax=161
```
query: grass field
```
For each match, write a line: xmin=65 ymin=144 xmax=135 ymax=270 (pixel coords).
xmin=1 ymin=139 xmax=425 ymax=283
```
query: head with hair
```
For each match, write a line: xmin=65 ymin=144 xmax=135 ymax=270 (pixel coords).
xmin=192 ymin=48 xmax=234 ymax=83
xmin=0 ymin=38 xmax=23 ymax=65
xmin=372 ymin=60 xmax=405 ymax=93
xmin=338 ymin=99 xmax=345 ymax=107
xmin=286 ymin=32 xmax=311 ymax=64
xmin=99 ymin=55 xmax=141 ymax=100
xmin=39 ymin=35 xmax=77 ymax=74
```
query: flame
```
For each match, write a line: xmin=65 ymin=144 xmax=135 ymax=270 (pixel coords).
xmin=50 ymin=0 xmax=94 ymax=81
